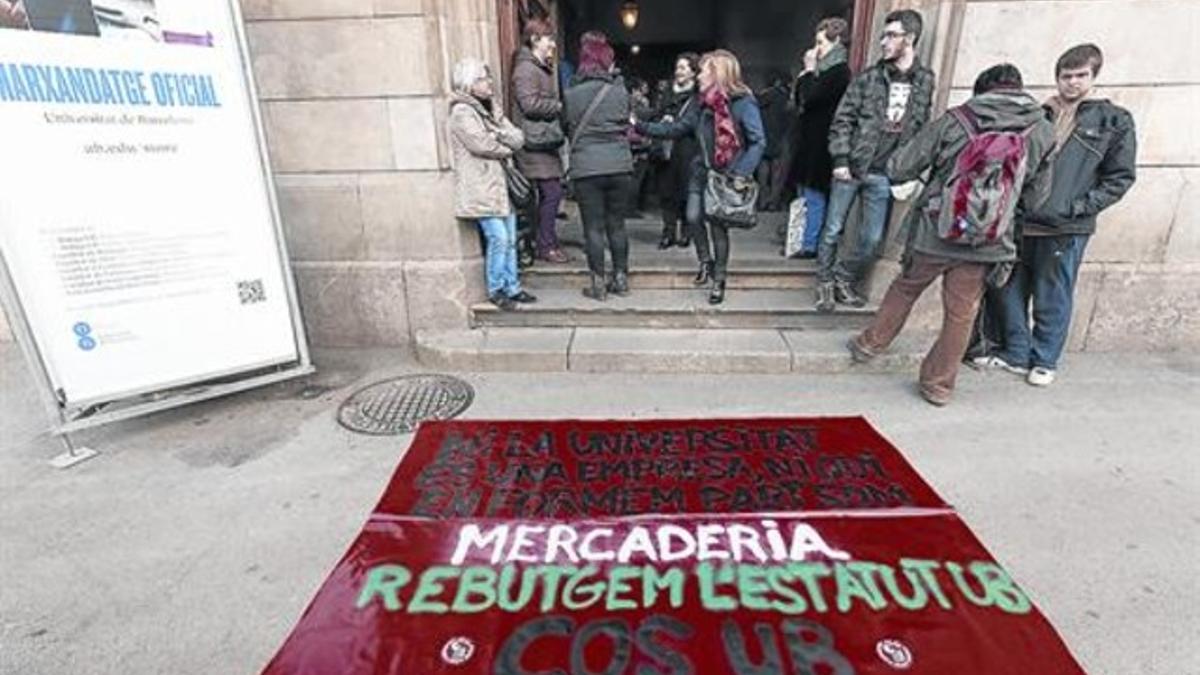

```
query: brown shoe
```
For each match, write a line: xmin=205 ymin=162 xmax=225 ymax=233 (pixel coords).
xmin=846 ymin=336 xmax=876 ymax=364
xmin=919 ymin=386 xmax=951 ymax=407
xmin=540 ymin=249 xmax=571 ymax=264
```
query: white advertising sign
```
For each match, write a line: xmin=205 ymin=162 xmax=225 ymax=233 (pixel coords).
xmin=0 ymin=0 xmax=305 ymax=408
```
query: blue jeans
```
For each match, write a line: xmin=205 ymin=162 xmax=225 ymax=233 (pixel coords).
xmin=817 ymin=173 xmax=891 ymax=283
xmin=478 ymin=214 xmax=522 ymax=297
xmin=995 ymin=234 xmax=1090 ymax=370
xmin=801 ymin=186 xmax=828 ymax=254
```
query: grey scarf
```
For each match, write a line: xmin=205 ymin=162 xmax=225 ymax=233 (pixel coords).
xmin=818 ymin=42 xmax=848 ymax=74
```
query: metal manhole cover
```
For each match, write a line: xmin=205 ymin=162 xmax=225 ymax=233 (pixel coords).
xmin=337 ymin=374 xmax=474 ymax=435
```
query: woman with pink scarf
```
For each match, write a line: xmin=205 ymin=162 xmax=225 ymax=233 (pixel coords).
xmin=637 ymin=50 xmax=766 ymax=304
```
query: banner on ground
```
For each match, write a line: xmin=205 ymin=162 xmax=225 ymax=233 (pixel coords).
xmin=262 ymin=418 xmax=1087 ymax=674
xmin=0 ymin=0 xmax=305 ymax=408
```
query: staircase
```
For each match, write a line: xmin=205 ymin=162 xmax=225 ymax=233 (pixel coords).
xmin=416 ymin=213 xmax=920 ymax=374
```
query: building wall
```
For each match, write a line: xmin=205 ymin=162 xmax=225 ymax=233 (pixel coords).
xmin=945 ymin=0 xmax=1200 ymax=351
xmin=239 ymin=0 xmax=497 ymax=346
xmin=870 ymin=0 xmax=1199 ymax=352
xmin=2 ymin=0 xmax=1196 ymax=352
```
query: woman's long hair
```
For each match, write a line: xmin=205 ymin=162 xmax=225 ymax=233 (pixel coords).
xmin=700 ymin=49 xmax=751 ymax=96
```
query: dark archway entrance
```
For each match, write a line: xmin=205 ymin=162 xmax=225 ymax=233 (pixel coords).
xmin=484 ymin=0 xmax=881 ymax=333
xmin=499 ymin=0 xmax=873 ymax=98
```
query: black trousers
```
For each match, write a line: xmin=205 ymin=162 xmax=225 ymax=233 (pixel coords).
xmin=656 ymin=156 xmax=687 ymax=238
xmin=575 ymin=173 xmax=632 ymax=275
xmin=627 ymin=155 xmax=652 ymax=214
xmin=685 ymin=169 xmax=731 ymax=281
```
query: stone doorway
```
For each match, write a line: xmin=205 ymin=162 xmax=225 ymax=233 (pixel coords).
xmin=487 ymin=0 xmax=876 ymax=326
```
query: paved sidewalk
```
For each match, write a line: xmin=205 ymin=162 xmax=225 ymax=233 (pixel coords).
xmin=1 ymin=344 xmax=1197 ymax=674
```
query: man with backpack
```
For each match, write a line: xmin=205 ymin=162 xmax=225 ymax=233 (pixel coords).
xmin=977 ymin=44 xmax=1137 ymax=387
xmin=846 ymin=64 xmax=1056 ymax=406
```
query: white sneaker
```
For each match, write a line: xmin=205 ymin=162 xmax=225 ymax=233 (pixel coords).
xmin=970 ymin=355 xmax=1030 ymax=376
xmin=1027 ymin=367 xmax=1056 ymax=387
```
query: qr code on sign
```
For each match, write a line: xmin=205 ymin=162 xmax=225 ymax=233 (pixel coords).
xmin=237 ymin=279 xmax=266 ymax=305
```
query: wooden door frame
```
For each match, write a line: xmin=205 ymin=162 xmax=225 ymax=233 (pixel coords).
xmin=497 ymin=0 xmax=555 ymax=113
xmin=497 ymin=0 xmax=522 ymax=110
xmin=849 ymin=0 xmax=877 ymax=72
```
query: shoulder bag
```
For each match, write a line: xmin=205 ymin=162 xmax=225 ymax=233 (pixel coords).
xmin=521 ymin=117 xmax=565 ymax=152
xmin=570 ymin=82 xmax=615 ymax=148
xmin=480 ymin=110 xmax=535 ymax=210
xmin=502 ymin=157 xmax=534 ymax=210
xmin=696 ymin=122 xmax=759 ymax=228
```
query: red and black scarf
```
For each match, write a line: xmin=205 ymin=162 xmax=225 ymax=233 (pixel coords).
xmin=702 ymin=86 xmax=741 ymax=170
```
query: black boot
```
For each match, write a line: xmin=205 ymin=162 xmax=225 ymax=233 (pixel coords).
xmin=608 ymin=270 xmax=630 ymax=297
xmin=708 ymin=280 xmax=726 ymax=305
xmin=677 ymin=235 xmax=691 ymax=249
xmin=582 ymin=272 xmax=608 ymax=301
xmin=692 ymin=262 xmax=713 ymax=286
xmin=657 ymin=233 xmax=675 ymax=250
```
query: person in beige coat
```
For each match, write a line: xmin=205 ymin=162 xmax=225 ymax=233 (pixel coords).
xmin=448 ymin=58 xmax=537 ymax=310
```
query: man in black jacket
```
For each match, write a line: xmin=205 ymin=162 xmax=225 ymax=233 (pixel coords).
xmin=816 ymin=9 xmax=935 ymax=312
xmin=980 ymin=44 xmax=1137 ymax=386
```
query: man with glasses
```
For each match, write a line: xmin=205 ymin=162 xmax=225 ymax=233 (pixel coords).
xmin=816 ymin=9 xmax=935 ymax=312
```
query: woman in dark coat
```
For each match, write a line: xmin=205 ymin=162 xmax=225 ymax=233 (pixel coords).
xmin=564 ymin=31 xmax=634 ymax=302
xmin=638 ymin=50 xmax=766 ymax=305
xmin=511 ymin=19 xmax=571 ymax=264
xmin=788 ymin=17 xmax=852 ymax=257
xmin=651 ymin=52 xmax=701 ymax=250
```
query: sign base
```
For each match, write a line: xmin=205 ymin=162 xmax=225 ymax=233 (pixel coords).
xmin=48 ymin=446 xmax=99 ymax=469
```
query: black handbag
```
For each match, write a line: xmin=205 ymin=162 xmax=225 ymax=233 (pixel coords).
xmin=521 ymin=118 xmax=565 ymax=152
xmin=502 ymin=158 xmax=534 ymax=210
xmin=697 ymin=126 xmax=759 ymax=228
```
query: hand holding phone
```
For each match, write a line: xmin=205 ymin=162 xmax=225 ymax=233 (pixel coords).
xmin=1 ymin=0 xmax=29 ymax=29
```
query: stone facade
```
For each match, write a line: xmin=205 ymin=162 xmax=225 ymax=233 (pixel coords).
xmin=242 ymin=0 xmax=500 ymax=346
xmin=1 ymin=0 xmax=1196 ymax=353
xmin=936 ymin=0 xmax=1199 ymax=351
xmin=869 ymin=0 xmax=1200 ymax=352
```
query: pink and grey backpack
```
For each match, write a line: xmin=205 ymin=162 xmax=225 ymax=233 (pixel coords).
xmin=937 ymin=106 xmax=1034 ymax=246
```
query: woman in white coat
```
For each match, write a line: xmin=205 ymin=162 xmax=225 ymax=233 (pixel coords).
xmin=448 ymin=58 xmax=537 ymax=310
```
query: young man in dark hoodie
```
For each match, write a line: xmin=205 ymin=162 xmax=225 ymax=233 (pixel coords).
xmin=816 ymin=9 xmax=935 ymax=312
xmin=978 ymin=44 xmax=1137 ymax=387
xmin=847 ymin=64 xmax=1056 ymax=406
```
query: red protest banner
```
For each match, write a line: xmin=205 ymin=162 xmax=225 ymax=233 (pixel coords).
xmin=376 ymin=417 xmax=947 ymax=518
xmin=262 ymin=418 xmax=1086 ymax=674
xmin=262 ymin=513 xmax=1085 ymax=674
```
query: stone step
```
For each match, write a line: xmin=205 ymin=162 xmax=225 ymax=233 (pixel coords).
xmin=471 ymin=288 xmax=875 ymax=330
xmin=416 ymin=327 xmax=925 ymax=374
xmin=522 ymin=260 xmax=818 ymax=290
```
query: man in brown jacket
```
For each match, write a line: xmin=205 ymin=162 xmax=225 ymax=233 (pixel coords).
xmin=511 ymin=19 xmax=571 ymax=264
